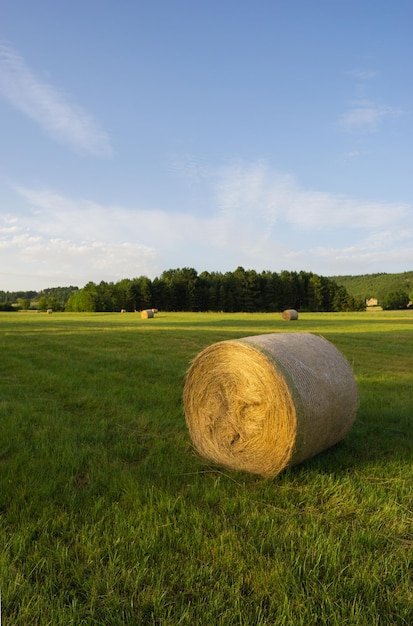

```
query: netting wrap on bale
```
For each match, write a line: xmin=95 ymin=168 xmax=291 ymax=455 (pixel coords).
xmin=183 ymin=333 xmax=358 ymax=477
xmin=282 ymin=309 xmax=298 ymax=320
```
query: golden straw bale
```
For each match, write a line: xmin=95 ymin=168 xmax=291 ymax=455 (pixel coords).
xmin=183 ymin=333 xmax=358 ymax=477
xmin=140 ymin=309 xmax=154 ymax=319
xmin=282 ymin=309 xmax=298 ymax=320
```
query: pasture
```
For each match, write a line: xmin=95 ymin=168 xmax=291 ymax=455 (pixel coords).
xmin=0 ymin=310 xmax=412 ymax=625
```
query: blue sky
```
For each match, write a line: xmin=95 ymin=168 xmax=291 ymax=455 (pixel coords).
xmin=1 ymin=1 xmax=412 ymax=290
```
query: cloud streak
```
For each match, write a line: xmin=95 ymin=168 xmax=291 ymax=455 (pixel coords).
xmin=1 ymin=161 xmax=412 ymax=289
xmin=213 ymin=162 xmax=408 ymax=230
xmin=339 ymin=102 xmax=400 ymax=132
xmin=345 ymin=69 xmax=379 ymax=81
xmin=0 ymin=42 xmax=112 ymax=156
xmin=339 ymin=68 xmax=402 ymax=133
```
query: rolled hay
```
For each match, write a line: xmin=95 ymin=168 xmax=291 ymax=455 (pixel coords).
xmin=140 ymin=309 xmax=154 ymax=319
xmin=282 ymin=309 xmax=298 ymax=321
xmin=183 ymin=333 xmax=358 ymax=477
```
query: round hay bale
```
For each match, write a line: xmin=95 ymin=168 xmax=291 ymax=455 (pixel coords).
xmin=183 ymin=333 xmax=358 ymax=477
xmin=282 ymin=309 xmax=298 ymax=320
xmin=140 ymin=309 xmax=154 ymax=319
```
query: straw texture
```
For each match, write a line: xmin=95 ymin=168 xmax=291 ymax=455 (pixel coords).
xmin=282 ymin=309 xmax=298 ymax=320
xmin=183 ymin=333 xmax=358 ymax=477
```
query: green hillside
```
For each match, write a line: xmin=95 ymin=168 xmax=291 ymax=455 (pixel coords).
xmin=330 ymin=271 xmax=413 ymax=304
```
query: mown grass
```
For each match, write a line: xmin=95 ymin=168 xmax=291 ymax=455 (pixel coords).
xmin=0 ymin=310 xmax=412 ymax=625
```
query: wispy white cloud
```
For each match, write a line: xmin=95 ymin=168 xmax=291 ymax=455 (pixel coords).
xmin=339 ymin=68 xmax=403 ymax=133
xmin=1 ymin=161 xmax=412 ymax=289
xmin=344 ymin=150 xmax=362 ymax=158
xmin=0 ymin=228 xmax=158 ymax=288
xmin=0 ymin=42 xmax=112 ymax=156
xmin=209 ymin=161 xmax=413 ymax=272
xmin=311 ymin=230 xmax=413 ymax=274
xmin=213 ymin=161 xmax=408 ymax=231
xmin=13 ymin=186 xmax=216 ymax=247
xmin=339 ymin=101 xmax=400 ymax=132
xmin=345 ymin=69 xmax=379 ymax=80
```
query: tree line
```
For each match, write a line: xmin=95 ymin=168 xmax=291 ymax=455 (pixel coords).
xmin=64 ymin=267 xmax=364 ymax=313
xmin=0 ymin=286 xmax=78 ymax=312
xmin=3 ymin=268 xmax=411 ymax=312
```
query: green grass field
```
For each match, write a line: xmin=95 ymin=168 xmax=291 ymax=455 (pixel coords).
xmin=0 ymin=310 xmax=412 ymax=625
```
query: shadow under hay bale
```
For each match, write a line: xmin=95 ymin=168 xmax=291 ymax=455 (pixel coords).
xmin=282 ymin=309 xmax=298 ymax=320
xmin=183 ymin=333 xmax=358 ymax=478
xmin=140 ymin=309 xmax=154 ymax=319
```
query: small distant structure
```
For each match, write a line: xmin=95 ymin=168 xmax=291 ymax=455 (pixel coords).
xmin=366 ymin=298 xmax=378 ymax=307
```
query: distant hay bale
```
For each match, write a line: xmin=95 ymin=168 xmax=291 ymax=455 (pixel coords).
xmin=282 ymin=309 xmax=298 ymax=321
xmin=151 ymin=308 xmax=158 ymax=314
xmin=140 ymin=309 xmax=154 ymax=319
xmin=121 ymin=309 xmax=126 ymax=313
xmin=183 ymin=333 xmax=358 ymax=477
xmin=46 ymin=309 xmax=53 ymax=314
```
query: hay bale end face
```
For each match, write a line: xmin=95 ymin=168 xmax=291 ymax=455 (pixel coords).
xmin=140 ymin=309 xmax=154 ymax=319
xmin=282 ymin=309 xmax=298 ymax=320
xmin=183 ymin=333 xmax=358 ymax=477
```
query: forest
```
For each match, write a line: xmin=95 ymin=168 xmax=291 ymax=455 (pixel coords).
xmin=61 ymin=268 xmax=362 ymax=313
xmin=332 ymin=271 xmax=413 ymax=302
